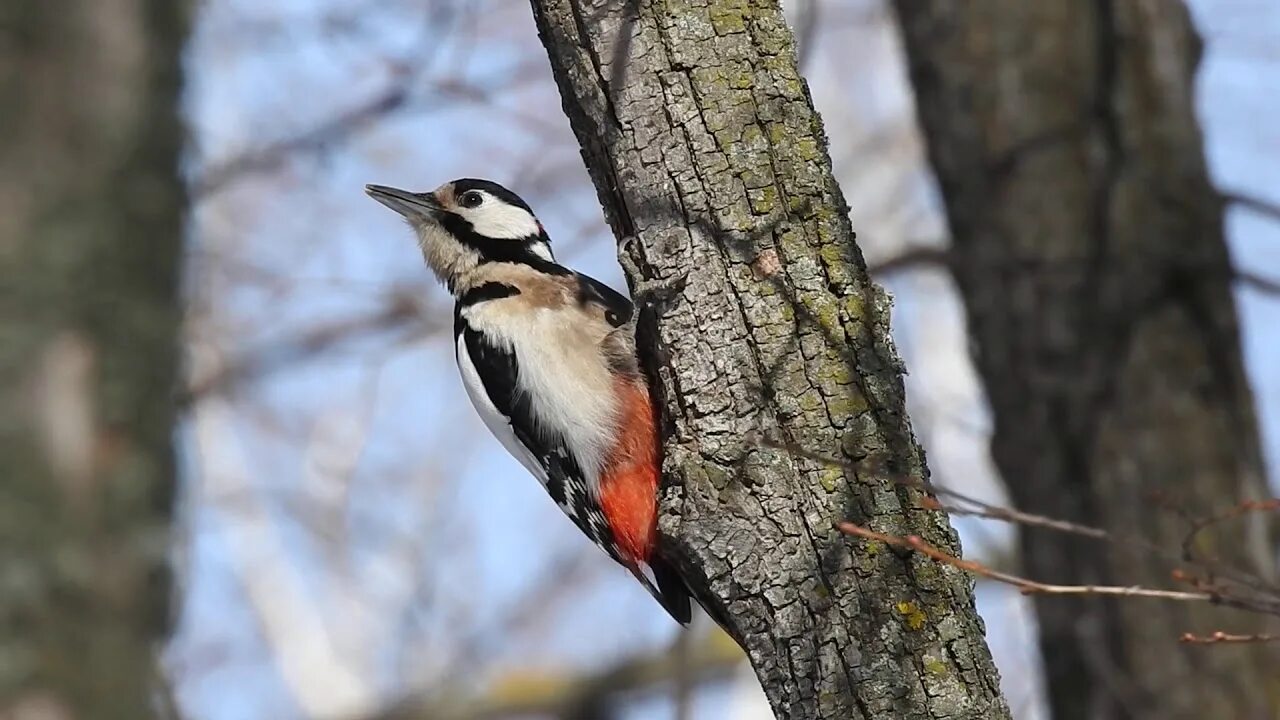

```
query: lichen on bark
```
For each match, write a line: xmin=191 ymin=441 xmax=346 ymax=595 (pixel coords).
xmin=530 ymin=1 xmax=1011 ymax=717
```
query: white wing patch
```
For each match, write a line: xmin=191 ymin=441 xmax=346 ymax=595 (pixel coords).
xmin=528 ymin=240 xmax=554 ymax=262
xmin=455 ymin=333 xmax=547 ymax=485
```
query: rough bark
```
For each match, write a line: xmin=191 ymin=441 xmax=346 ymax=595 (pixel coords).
xmin=0 ymin=1 xmax=187 ymax=717
xmin=891 ymin=2 xmax=1279 ymax=719
xmin=530 ymin=2 xmax=1011 ymax=718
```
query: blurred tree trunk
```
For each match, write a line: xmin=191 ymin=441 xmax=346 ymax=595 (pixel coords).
xmin=891 ymin=2 xmax=1279 ymax=719
xmin=0 ymin=1 xmax=186 ymax=718
xmin=531 ymin=1 xmax=1010 ymax=718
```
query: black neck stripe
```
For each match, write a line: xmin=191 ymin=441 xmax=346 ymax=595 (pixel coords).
xmin=439 ymin=214 xmax=561 ymax=271
xmin=459 ymin=282 xmax=520 ymax=307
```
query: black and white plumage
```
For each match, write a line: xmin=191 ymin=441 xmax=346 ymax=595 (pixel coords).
xmin=365 ymin=178 xmax=691 ymax=623
xmin=453 ymin=278 xmax=619 ymax=553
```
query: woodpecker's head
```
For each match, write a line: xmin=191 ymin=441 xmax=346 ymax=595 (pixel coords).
xmin=365 ymin=178 xmax=554 ymax=292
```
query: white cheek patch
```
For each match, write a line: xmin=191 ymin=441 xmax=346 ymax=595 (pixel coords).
xmin=461 ymin=201 xmax=542 ymax=240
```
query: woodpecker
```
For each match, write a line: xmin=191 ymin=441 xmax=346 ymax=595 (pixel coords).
xmin=365 ymin=178 xmax=692 ymax=624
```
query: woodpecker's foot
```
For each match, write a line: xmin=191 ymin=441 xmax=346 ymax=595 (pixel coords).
xmin=618 ymin=235 xmax=647 ymax=283
xmin=620 ymin=236 xmax=687 ymax=308
xmin=631 ymin=274 xmax=688 ymax=307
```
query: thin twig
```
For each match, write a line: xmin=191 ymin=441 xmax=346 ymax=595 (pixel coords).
xmin=1183 ymin=498 xmax=1280 ymax=564
xmin=182 ymin=295 xmax=430 ymax=404
xmin=193 ymin=86 xmax=408 ymax=199
xmin=1236 ymin=268 xmax=1280 ymax=297
xmin=864 ymin=244 xmax=1280 ymax=299
xmin=1179 ymin=631 xmax=1280 ymax=645
xmin=765 ymin=436 xmax=1115 ymax=542
xmin=919 ymin=496 xmax=1109 ymax=542
xmin=865 ymin=246 xmax=951 ymax=276
xmin=1223 ymin=189 xmax=1280 ymax=225
xmin=836 ymin=522 xmax=1217 ymax=603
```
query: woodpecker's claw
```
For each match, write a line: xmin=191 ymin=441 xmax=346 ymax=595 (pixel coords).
xmin=631 ymin=274 xmax=688 ymax=307
xmin=618 ymin=235 xmax=646 ymax=279
xmin=619 ymin=236 xmax=687 ymax=308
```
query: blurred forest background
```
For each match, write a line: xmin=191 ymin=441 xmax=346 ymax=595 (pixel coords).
xmin=3 ymin=0 xmax=1278 ymax=719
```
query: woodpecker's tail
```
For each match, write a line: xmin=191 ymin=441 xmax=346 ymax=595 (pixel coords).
xmin=632 ymin=556 xmax=692 ymax=625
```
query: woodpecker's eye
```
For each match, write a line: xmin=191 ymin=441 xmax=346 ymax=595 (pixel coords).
xmin=459 ymin=191 xmax=484 ymax=208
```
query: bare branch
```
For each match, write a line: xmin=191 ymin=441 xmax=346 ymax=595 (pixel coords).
xmin=1223 ymin=189 xmax=1280 ymax=225
xmin=760 ymin=435 xmax=1280 ymax=603
xmin=195 ymin=398 xmax=379 ymax=718
xmin=759 ymin=434 xmax=1115 ymax=542
xmin=836 ymin=522 xmax=1221 ymax=604
xmin=182 ymin=293 xmax=436 ymax=404
xmin=865 ymin=245 xmax=950 ymax=276
xmin=866 ymin=245 xmax=1280 ymax=299
xmin=918 ymin=496 xmax=1108 ymax=543
xmin=1180 ymin=631 xmax=1280 ymax=645
xmin=1183 ymin=498 xmax=1280 ymax=564
xmin=1236 ymin=268 xmax=1280 ymax=296
xmin=193 ymin=85 xmax=408 ymax=199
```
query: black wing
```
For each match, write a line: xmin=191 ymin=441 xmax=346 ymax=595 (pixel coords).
xmin=650 ymin=557 xmax=693 ymax=624
xmin=574 ymin=272 xmax=633 ymax=328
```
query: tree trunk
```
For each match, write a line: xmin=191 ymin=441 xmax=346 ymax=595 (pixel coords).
xmin=0 ymin=1 xmax=187 ymax=717
xmin=891 ymin=2 xmax=1279 ymax=719
xmin=530 ymin=2 xmax=1011 ymax=718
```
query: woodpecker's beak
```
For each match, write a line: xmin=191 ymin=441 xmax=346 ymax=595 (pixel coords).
xmin=365 ymin=184 xmax=442 ymax=221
